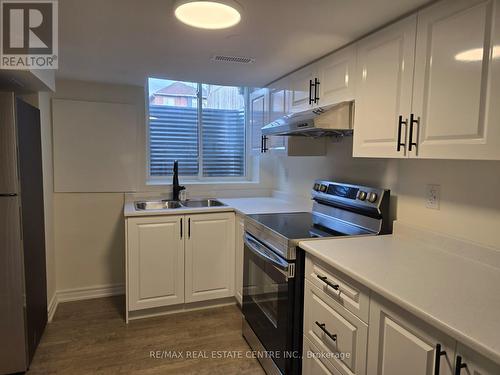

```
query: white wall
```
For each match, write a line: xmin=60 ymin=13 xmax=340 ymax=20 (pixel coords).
xmin=273 ymin=137 xmax=400 ymax=222
xmin=38 ymin=92 xmax=57 ymax=311
xmin=19 ymin=92 xmax=57 ymax=316
xmin=396 ymin=159 xmax=500 ymax=249
xmin=274 ymin=138 xmax=399 ymax=198
xmin=274 ymin=137 xmax=500 ymax=250
xmin=52 ymin=80 xmax=145 ymax=293
xmin=52 ymin=79 xmax=273 ymax=295
xmin=51 ymin=79 xmax=500 ymax=299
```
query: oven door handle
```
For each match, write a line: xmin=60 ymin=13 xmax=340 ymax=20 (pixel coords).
xmin=244 ymin=234 xmax=295 ymax=279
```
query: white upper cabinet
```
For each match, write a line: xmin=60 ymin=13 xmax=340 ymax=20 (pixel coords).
xmin=249 ymin=88 xmax=269 ymax=153
xmin=354 ymin=0 xmax=500 ymax=160
xmin=287 ymin=45 xmax=357 ymax=113
xmin=267 ymin=77 xmax=289 ymax=151
xmin=353 ymin=15 xmax=417 ymax=158
xmin=317 ymin=44 xmax=357 ymax=106
xmin=411 ymin=0 xmax=500 ymax=159
xmin=290 ymin=64 xmax=318 ymax=112
xmin=455 ymin=343 xmax=500 ymax=375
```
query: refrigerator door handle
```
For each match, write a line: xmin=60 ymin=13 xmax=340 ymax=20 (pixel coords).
xmin=0 ymin=193 xmax=18 ymax=197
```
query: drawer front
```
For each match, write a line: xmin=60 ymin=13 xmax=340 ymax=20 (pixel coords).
xmin=306 ymin=254 xmax=370 ymax=322
xmin=303 ymin=336 xmax=342 ymax=375
xmin=304 ymin=280 xmax=368 ymax=375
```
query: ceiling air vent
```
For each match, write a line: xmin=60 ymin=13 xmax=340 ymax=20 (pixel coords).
xmin=211 ymin=55 xmax=255 ymax=64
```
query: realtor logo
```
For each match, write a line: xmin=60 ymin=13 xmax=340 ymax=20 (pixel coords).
xmin=1 ymin=0 xmax=58 ymax=69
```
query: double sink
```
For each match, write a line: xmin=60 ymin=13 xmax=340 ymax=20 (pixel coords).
xmin=135 ymin=198 xmax=226 ymax=211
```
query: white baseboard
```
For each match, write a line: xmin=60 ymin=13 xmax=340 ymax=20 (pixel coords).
xmin=47 ymin=293 xmax=58 ymax=323
xmin=47 ymin=284 xmax=125 ymax=321
xmin=57 ymin=283 xmax=125 ymax=303
xmin=49 ymin=285 xmax=235 ymax=324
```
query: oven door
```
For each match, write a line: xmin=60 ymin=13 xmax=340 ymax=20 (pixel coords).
xmin=242 ymin=233 xmax=295 ymax=373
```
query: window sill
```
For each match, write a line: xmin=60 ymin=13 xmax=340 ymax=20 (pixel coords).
xmin=146 ymin=180 xmax=260 ymax=187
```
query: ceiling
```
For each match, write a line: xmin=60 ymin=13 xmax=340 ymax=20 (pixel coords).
xmin=58 ymin=0 xmax=431 ymax=88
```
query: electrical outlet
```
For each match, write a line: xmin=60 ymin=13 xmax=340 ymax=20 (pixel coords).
xmin=426 ymin=184 xmax=440 ymax=209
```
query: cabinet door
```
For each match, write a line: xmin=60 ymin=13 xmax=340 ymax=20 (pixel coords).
xmin=353 ymin=15 xmax=417 ymax=158
xmin=235 ymin=214 xmax=245 ymax=305
xmin=455 ymin=343 xmax=500 ymax=375
xmin=290 ymin=64 xmax=318 ymax=112
xmin=185 ymin=212 xmax=235 ymax=303
xmin=249 ymin=88 xmax=269 ymax=154
xmin=127 ymin=216 xmax=184 ymax=311
xmin=268 ymin=82 xmax=288 ymax=152
xmin=367 ymin=296 xmax=455 ymax=375
xmin=412 ymin=0 xmax=500 ymax=160
xmin=317 ymin=45 xmax=357 ymax=107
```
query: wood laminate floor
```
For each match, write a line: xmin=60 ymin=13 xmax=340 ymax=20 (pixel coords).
xmin=27 ymin=297 xmax=265 ymax=374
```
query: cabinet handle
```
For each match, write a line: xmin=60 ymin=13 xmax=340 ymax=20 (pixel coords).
xmin=315 ymin=321 xmax=337 ymax=342
xmin=309 ymin=79 xmax=315 ymax=105
xmin=317 ymin=274 xmax=339 ymax=290
xmin=188 ymin=218 xmax=191 ymax=239
xmin=409 ymin=113 xmax=419 ymax=152
xmin=455 ymin=356 xmax=467 ymax=375
xmin=434 ymin=344 xmax=446 ymax=375
xmin=314 ymin=78 xmax=320 ymax=104
xmin=180 ymin=218 xmax=183 ymax=238
xmin=261 ymin=135 xmax=268 ymax=153
xmin=397 ymin=115 xmax=408 ymax=152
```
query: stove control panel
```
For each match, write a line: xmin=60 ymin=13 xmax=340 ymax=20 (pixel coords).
xmin=312 ymin=180 xmax=387 ymax=208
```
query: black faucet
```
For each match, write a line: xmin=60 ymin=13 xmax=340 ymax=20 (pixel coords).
xmin=172 ymin=160 xmax=185 ymax=201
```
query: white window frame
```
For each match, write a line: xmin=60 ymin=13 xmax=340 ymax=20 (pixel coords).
xmin=145 ymin=80 xmax=253 ymax=185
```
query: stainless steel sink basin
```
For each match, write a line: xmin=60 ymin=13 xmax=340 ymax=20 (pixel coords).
xmin=180 ymin=199 xmax=226 ymax=208
xmin=135 ymin=200 xmax=183 ymax=210
xmin=134 ymin=199 xmax=226 ymax=211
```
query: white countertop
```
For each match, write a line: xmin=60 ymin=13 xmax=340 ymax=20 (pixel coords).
xmin=218 ymin=197 xmax=311 ymax=215
xmin=124 ymin=196 xmax=312 ymax=217
xmin=299 ymin=223 xmax=500 ymax=364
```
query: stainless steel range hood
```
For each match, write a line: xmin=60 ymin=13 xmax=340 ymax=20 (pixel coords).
xmin=261 ymin=101 xmax=354 ymax=137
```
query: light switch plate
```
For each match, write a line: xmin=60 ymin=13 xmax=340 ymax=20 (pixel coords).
xmin=426 ymin=184 xmax=440 ymax=210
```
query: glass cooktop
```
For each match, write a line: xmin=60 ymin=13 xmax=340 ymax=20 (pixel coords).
xmin=247 ymin=212 xmax=372 ymax=240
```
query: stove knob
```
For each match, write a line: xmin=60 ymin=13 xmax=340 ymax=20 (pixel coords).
xmin=368 ymin=192 xmax=378 ymax=203
xmin=313 ymin=183 xmax=320 ymax=191
xmin=357 ymin=191 xmax=367 ymax=201
xmin=320 ymin=185 xmax=328 ymax=192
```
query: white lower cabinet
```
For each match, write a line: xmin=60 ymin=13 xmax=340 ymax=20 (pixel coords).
xmin=304 ymin=254 xmax=500 ymax=375
xmin=126 ymin=212 xmax=235 ymax=314
xmin=184 ymin=212 xmax=235 ymax=303
xmin=127 ymin=215 xmax=185 ymax=310
xmin=367 ymin=296 xmax=456 ymax=375
xmin=303 ymin=336 xmax=343 ymax=375
xmin=234 ymin=214 xmax=245 ymax=305
xmin=304 ymin=279 xmax=368 ymax=375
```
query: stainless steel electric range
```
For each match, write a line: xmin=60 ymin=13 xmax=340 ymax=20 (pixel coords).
xmin=242 ymin=180 xmax=391 ymax=375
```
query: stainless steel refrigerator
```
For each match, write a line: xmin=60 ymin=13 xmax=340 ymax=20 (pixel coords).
xmin=0 ymin=92 xmax=47 ymax=374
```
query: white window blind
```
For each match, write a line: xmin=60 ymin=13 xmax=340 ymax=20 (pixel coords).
xmin=148 ymin=79 xmax=246 ymax=179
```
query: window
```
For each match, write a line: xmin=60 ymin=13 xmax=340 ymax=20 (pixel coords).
xmin=147 ymin=78 xmax=247 ymax=181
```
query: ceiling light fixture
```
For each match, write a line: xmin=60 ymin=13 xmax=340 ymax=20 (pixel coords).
xmin=174 ymin=0 xmax=242 ymax=30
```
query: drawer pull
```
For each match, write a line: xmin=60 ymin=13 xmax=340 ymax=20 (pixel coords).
xmin=317 ymin=275 xmax=340 ymax=290
xmin=315 ymin=321 xmax=337 ymax=342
